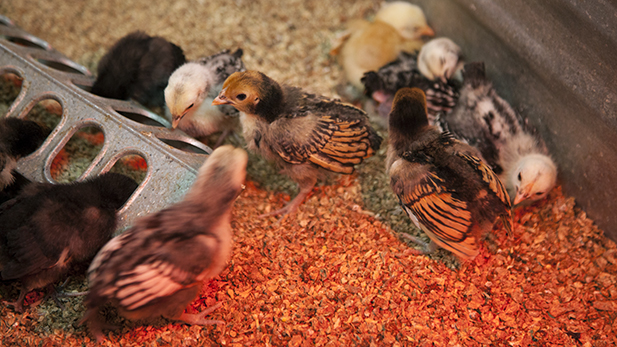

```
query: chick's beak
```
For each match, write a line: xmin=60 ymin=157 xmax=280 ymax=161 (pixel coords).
xmin=513 ymin=186 xmax=530 ymax=206
xmin=420 ymin=25 xmax=435 ymax=37
xmin=171 ymin=116 xmax=182 ymax=129
xmin=212 ymin=94 xmax=232 ymax=106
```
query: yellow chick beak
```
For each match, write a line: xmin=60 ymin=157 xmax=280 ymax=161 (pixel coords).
xmin=212 ymin=94 xmax=231 ymax=106
xmin=420 ymin=26 xmax=435 ymax=37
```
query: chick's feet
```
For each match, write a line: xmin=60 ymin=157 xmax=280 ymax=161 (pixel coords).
xmin=80 ymin=308 xmax=119 ymax=343
xmin=399 ymin=233 xmax=438 ymax=255
xmin=177 ymin=301 xmax=225 ymax=325
xmin=258 ymin=186 xmax=312 ymax=222
xmin=3 ymin=289 xmax=27 ymax=313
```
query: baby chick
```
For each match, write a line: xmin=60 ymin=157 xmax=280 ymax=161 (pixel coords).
xmin=91 ymin=31 xmax=186 ymax=108
xmin=331 ymin=2 xmax=434 ymax=91
xmin=438 ymin=62 xmax=557 ymax=205
xmin=387 ymin=88 xmax=511 ymax=261
xmin=0 ymin=117 xmax=48 ymax=190
xmin=82 ymin=145 xmax=247 ymax=342
xmin=374 ymin=1 xmax=435 ymax=41
xmin=165 ymin=49 xmax=245 ymax=146
xmin=0 ymin=173 xmax=137 ymax=312
xmin=362 ymin=50 xmax=461 ymax=123
xmin=213 ymin=71 xmax=382 ymax=217
xmin=417 ymin=37 xmax=464 ymax=83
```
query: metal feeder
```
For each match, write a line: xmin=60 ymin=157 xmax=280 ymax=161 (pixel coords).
xmin=0 ymin=15 xmax=212 ymax=234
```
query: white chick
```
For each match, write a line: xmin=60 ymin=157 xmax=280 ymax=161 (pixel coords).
xmin=165 ymin=49 xmax=245 ymax=146
xmin=417 ymin=37 xmax=464 ymax=83
xmin=438 ymin=62 xmax=557 ymax=205
xmin=82 ymin=145 xmax=247 ymax=343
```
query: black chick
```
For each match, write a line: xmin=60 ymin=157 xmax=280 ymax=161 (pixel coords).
xmin=0 ymin=117 xmax=48 ymax=190
xmin=0 ymin=173 xmax=137 ymax=312
xmin=82 ymin=145 xmax=247 ymax=343
xmin=90 ymin=31 xmax=186 ymax=108
xmin=362 ymin=51 xmax=461 ymax=124
xmin=387 ymin=88 xmax=511 ymax=261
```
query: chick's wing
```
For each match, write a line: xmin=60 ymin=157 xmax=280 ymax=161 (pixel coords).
xmin=91 ymin=214 xmax=220 ymax=311
xmin=0 ymin=225 xmax=59 ymax=280
xmin=268 ymin=99 xmax=378 ymax=174
xmin=455 ymin=151 xmax=510 ymax=209
xmin=389 ymin=157 xmax=478 ymax=259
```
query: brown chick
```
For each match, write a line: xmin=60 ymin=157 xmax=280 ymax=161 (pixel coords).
xmin=81 ymin=145 xmax=247 ymax=342
xmin=331 ymin=2 xmax=434 ymax=91
xmin=387 ymin=88 xmax=511 ymax=261
xmin=213 ymin=71 xmax=382 ymax=218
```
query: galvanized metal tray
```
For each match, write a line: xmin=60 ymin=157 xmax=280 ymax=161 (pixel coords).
xmin=0 ymin=15 xmax=211 ymax=233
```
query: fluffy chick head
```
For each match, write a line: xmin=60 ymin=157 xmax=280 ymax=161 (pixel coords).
xmin=165 ymin=63 xmax=213 ymax=128
xmin=375 ymin=1 xmax=434 ymax=40
xmin=212 ymin=70 xmax=283 ymax=123
xmin=188 ymin=145 xmax=248 ymax=207
xmin=388 ymin=88 xmax=429 ymax=144
xmin=512 ymin=154 xmax=557 ymax=205
xmin=418 ymin=37 xmax=463 ymax=82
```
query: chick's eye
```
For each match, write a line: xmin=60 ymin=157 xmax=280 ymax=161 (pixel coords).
xmin=236 ymin=93 xmax=247 ymax=101
xmin=187 ymin=103 xmax=194 ymax=109
xmin=535 ymin=192 xmax=544 ymax=196
xmin=517 ymin=173 xmax=522 ymax=181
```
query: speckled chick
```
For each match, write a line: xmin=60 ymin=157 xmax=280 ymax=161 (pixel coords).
xmin=213 ymin=71 xmax=382 ymax=218
xmin=331 ymin=2 xmax=434 ymax=90
xmin=82 ymin=145 xmax=247 ymax=343
xmin=362 ymin=50 xmax=461 ymax=123
xmin=91 ymin=31 xmax=186 ymax=108
xmin=387 ymin=88 xmax=511 ymax=261
xmin=0 ymin=173 xmax=137 ymax=312
xmin=0 ymin=117 xmax=48 ymax=190
xmin=438 ymin=62 xmax=557 ymax=205
xmin=165 ymin=49 xmax=245 ymax=146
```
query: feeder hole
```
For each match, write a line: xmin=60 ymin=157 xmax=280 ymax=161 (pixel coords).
xmin=156 ymin=138 xmax=208 ymax=155
xmin=109 ymin=153 xmax=148 ymax=186
xmin=50 ymin=126 xmax=104 ymax=183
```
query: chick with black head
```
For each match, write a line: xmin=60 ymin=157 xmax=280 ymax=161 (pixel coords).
xmin=0 ymin=173 xmax=137 ymax=312
xmin=387 ymin=87 xmax=511 ymax=260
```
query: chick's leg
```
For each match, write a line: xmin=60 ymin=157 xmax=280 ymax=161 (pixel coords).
xmin=177 ymin=301 xmax=224 ymax=325
xmin=3 ymin=288 xmax=28 ymax=313
xmin=80 ymin=308 xmax=118 ymax=343
xmin=259 ymin=177 xmax=316 ymax=219
xmin=399 ymin=233 xmax=439 ymax=254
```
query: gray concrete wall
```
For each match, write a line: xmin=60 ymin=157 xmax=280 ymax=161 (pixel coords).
xmin=409 ymin=0 xmax=617 ymax=239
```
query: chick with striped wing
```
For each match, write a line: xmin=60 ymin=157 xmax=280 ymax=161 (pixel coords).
xmin=387 ymin=88 xmax=511 ymax=260
xmin=82 ymin=145 xmax=247 ymax=342
xmin=213 ymin=70 xmax=382 ymax=218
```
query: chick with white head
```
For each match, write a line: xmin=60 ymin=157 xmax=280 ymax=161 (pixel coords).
xmin=165 ymin=49 xmax=245 ymax=145
xmin=510 ymin=154 xmax=557 ymax=205
xmin=417 ymin=37 xmax=464 ymax=82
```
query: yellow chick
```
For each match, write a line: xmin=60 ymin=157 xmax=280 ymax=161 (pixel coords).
xmin=331 ymin=1 xmax=434 ymax=90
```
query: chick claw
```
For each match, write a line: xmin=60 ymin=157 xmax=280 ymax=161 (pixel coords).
xmin=177 ymin=301 xmax=225 ymax=325
xmin=399 ymin=233 xmax=438 ymax=254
